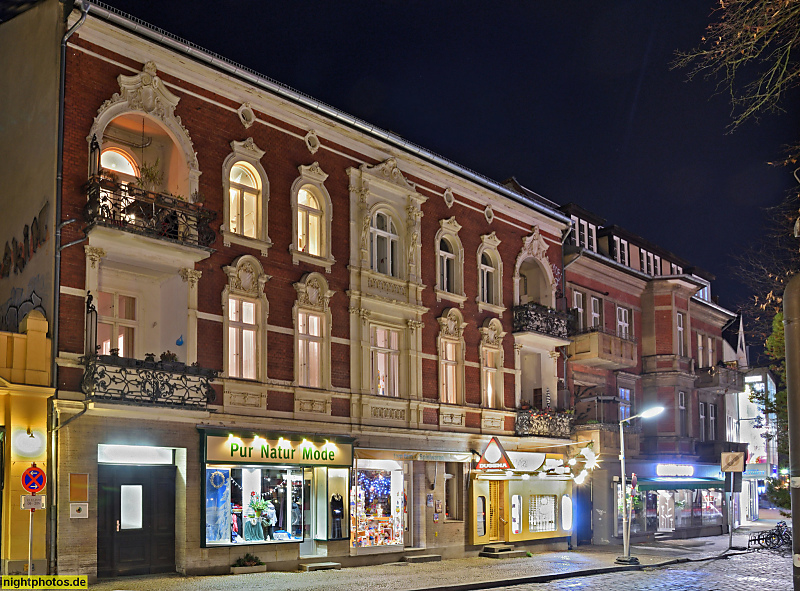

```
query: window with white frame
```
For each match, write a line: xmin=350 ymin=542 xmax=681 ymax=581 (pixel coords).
xmin=297 ymin=311 xmax=322 ymax=387
xmin=370 ymin=211 xmax=399 ymax=277
xmin=670 ymin=263 xmax=682 ymax=275
xmin=480 ymin=252 xmax=496 ymax=304
xmin=434 ymin=218 xmax=465 ymax=305
xmin=97 ymin=290 xmax=137 ymax=358
xmin=437 ymin=309 xmax=465 ymax=405
xmin=709 ymin=403 xmax=717 ymax=440
xmin=477 ymin=233 xmax=504 ymax=314
xmin=297 ymin=188 xmax=322 ymax=256
xmin=229 ymin=163 xmax=259 ymax=239
xmin=677 ymin=312 xmax=685 ymax=356
xmin=654 ymin=255 xmax=661 ymax=275
xmin=573 ymin=290 xmax=585 ymax=330
xmin=699 ymin=402 xmax=706 ymax=441
xmin=572 ymin=217 xmax=597 ymax=252
xmin=619 ymin=387 xmax=631 ymax=421
xmin=697 ymin=333 xmax=704 ymax=366
xmin=293 ymin=272 xmax=333 ymax=390
xmin=223 ymin=255 xmax=269 ymax=381
xmin=616 ymin=306 xmax=631 ymax=339
xmin=372 ymin=326 xmax=399 ymax=396
xmin=707 ymin=336 xmax=714 ymax=367
xmin=228 ymin=296 xmax=257 ymax=379
xmin=480 ymin=318 xmax=505 ymax=409
xmin=291 ymin=163 xmax=335 ymax=270
xmin=222 ymin=139 xmax=270 ymax=253
xmin=613 ymin=236 xmax=629 ymax=266
xmin=678 ymin=391 xmax=687 ymax=437
xmin=590 ymin=296 xmax=602 ymax=329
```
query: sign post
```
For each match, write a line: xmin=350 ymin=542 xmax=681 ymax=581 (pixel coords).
xmin=721 ymin=452 xmax=745 ymax=550
xmin=21 ymin=463 xmax=46 ymax=577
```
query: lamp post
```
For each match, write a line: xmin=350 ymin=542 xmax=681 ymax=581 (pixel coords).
xmin=616 ymin=406 xmax=664 ymax=565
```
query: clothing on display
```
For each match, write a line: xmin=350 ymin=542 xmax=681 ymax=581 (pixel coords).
xmin=331 ymin=493 xmax=344 ymax=538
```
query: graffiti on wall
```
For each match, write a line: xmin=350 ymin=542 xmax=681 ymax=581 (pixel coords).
xmin=0 ymin=283 xmax=47 ymax=333
xmin=1 ymin=202 xmax=50 ymax=278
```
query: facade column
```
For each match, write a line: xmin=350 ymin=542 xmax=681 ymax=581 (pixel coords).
xmin=547 ymin=350 xmax=561 ymax=409
xmin=514 ymin=343 xmax=523 ymax=408
xmin=83 ymin=246 xmax=105 ymax=299
xmin=179 ymin=268 xmax=202 ymax=365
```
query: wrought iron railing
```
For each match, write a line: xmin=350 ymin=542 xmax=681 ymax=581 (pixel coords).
xmin=84 ymin=176 xmax=216 ymax=248
xmin=515 ymin=410 xmax=573 ymax=438
xmin=81 ymin=354 xmax=217 ymax=410
xmin=512 ymin=302 xmax=573 ymax=340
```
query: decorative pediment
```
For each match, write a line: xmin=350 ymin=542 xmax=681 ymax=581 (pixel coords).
xmin=480 ymin=317 xmax=506 ymax=348
xmin=437 ymin=308 xmax=467 ymax=339
xmin=481 ymin=231 xmax=501 ymax=249
xmin=230 ymin=137 xmax=266 ymax=161
xmin=117 ymin=61 xmax=180 ymax=120
xmin=294 ymin=272 xmax=334 ymax=311
xmin=298 ymin=162 xmax=329 ymax=184
xmin=440 ymin=216 xmax=462 ymax=233
xmin=360 ymin=157 xmax=416 ymax=191
xmin=224 ymin=255 xmax=269 ymax=297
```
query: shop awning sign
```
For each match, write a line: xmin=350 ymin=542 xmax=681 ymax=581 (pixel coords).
xmin=475 ymin=437 xmax=514 ymax=471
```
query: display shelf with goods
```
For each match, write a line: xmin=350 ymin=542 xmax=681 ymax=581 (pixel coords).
xmin=351 ymin=460 xmax=404 ymax=548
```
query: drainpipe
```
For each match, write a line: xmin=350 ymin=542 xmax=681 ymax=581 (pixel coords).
xmin=50 ymin=0 xmax=90 ymax=575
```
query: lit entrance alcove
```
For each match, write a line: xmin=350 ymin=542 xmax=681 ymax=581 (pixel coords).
xmin=97 ymin=444 xmax=183 ymax=577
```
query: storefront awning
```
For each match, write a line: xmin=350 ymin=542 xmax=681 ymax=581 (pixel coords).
xmin=636 ymin=477 xmax=724 ymax=491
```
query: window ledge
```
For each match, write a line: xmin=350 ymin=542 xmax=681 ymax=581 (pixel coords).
xmin=477 ymin=301 xmax=506 ymax=317
xmin=434 ymin=288 xmax=467 ymax=307
xmin=290 ymin=247 xmax=335 ymax=272
xmin=222 ymin=229 xmax=272 ymax=256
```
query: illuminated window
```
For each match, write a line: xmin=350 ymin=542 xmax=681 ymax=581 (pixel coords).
xmin=480 ymin=318 xmax=505 ymax=409
xmin=298 ymin=311 xmax=321 ymax=387
xmin=372 ymin=326 xmax=399 ymax=396
xmin=677 ymin=312 xmax=685 ymax=356
xmin=228 ymin=296 xmax=257 ymax=379
xmin=294 ymin=273 xmax=333 ymax=390
xmin=438 ymin=309 xmax=465 ymax=405
xmin=97 ymin=290 xmax=137 ymax=358
xmin=370 ymin=212 xmax=398 ymax=277
xmin=229 ymin=163 xmax=259 ymax=238
xmin=100 ymin=148 xmax=138 ymax=178
xmin=477 ymin=233 xmax=504 ymax=314
xmin=483 ymin=349 xmax=498 ymax=407
xmin=678 ymin=391 xmax=687 ymax=437
xmin=619 ymin=387 xmax=631 ymax=421
xmin=297 ymin=188 xmax=322 ymax=256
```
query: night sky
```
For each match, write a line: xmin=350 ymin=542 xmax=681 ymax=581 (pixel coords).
xmin=97 ymin=1 xmax=799 ymax=309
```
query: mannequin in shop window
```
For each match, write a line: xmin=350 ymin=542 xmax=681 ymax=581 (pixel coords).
xmin=262 ymin=499 xmax=277 ymax=540
xmin=292 ymin=500 xmax=302 ymax=537
xmin=331 ymin=493 xmax=344 ymax=538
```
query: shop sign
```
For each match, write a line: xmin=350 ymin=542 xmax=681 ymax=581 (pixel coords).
xmin=205 ymin=434 xmax=352 ymax=466
xmin=475 ymin=437 xmax=514 ymax=471
xmin=743 ymin=464 xmax=768 ymax=479
xmin=721 ymin=452 xmax=745 ymax=473
xmin=655 ymin=463 xmax=694 ymax=477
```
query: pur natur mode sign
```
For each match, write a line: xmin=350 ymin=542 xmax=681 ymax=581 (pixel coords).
xmin=205 ymin=435 xmax=352 ymax=467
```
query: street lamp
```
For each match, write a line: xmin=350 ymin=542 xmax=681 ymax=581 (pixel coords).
xmin=616 ymin=405 xmax=664 ymax=565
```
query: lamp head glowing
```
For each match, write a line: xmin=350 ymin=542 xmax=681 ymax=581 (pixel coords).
xmin=640 ymin=406 xmax=664 ymax=419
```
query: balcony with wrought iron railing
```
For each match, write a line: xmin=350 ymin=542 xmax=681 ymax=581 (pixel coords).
xmin=512 ymin=302 xmax=573 ymax=342
xmin=567 ymin=326 xmax=638 ymax=370
xmin=84 ymin=175 xmax=216 ymax=249
xmin=695 ymin=364 xmax=744 ymax=393
xmin=515 ymin=409 xmax=573 ymax=438
xmin=81 ymin=353 xmax=218 ymax=410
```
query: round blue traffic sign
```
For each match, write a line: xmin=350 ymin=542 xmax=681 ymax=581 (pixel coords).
xmin=21 ymin=466 xmax=46 ymax=493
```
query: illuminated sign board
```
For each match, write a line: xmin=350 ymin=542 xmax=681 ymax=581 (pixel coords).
xmin=655 ymin=464 xmax=694 ymax=477
xmin=205 ymin=434 xmax=352 ymax=467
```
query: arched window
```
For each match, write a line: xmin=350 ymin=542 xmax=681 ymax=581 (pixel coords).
xmin=297 ymin=188 xmax=322 ymax=256
xmin=480 ymin=252 xmax=496 ymax=304
xmin=100 ymin=148 xmax=138 ymax=178
xmin=440 ymin=239 xmax=455 ymax=293
xmin=229 ymin=162 xmax=259 ymax=239
xmin=370 ymin=211 xmax=398 ymax=277
xmin=222 ymin=139 xmax=271 ymax=255
xmin=434 ymin=217 xmax=466 ymax=307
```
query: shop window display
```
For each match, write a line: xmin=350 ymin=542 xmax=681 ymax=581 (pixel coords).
xmin=616 ymin=486 xmax=725 ymax=535
xmin=476 ymin=496 xmax=486 ymax=537
xmin=205 ymin=466 xmax=303 ymax=546
xmin=352 ymin=460 xmax=404 ymax=547
xmin=528 ymin=495 xmax=557 ymax=533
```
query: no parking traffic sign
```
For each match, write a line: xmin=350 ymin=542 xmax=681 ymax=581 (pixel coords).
xmin=21 ymin=465 xmax=46 ymax=494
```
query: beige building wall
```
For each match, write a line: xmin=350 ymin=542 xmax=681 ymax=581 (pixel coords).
xmin=0 ymin=0 xmax=62 ymax=327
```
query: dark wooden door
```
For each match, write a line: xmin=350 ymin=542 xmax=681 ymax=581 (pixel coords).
xmin=97 ymin=464 xmax=175 ymax=577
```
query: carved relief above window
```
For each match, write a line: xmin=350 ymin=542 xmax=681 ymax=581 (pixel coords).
xmin=514 ymin=226 xmax=556 ymax=308
xmin=434 ymin=217 xmax=467 ymax=307
xmin=222 ymin=139 xmax=271 ymax=255
xmin=294 ymin=273 xmax=334 ymax=390
xmin=437 ymin=309 xmax=466 ymax=405
xmin=477 ymin=232 xmax=505 ymax=316
xmin=290 ymin=162 xmax=335 ymax=271
xmin=222 ymin=255 xmax=270 ymax=381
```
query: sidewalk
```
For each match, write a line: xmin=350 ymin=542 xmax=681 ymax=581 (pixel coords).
xmin=93 ymin=527 xmax=775 ymax=591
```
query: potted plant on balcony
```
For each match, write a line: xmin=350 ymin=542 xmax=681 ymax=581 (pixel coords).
xmin=136 ymin=158 xmax=163 ymax=192
xmin=159 ymin=350 xmax=184 ymax=372
xmin=230 ymin=552 xmax=266 ymax=575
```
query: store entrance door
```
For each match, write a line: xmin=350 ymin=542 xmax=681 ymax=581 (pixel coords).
xmin=488 ymin=481 xmax=506 ymax=542
xmin=97 ymin=464 xmax=176 ymax=577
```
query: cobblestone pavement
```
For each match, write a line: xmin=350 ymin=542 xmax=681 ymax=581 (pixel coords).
xmin=92 ymin=527 xmax=792 ymax=591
